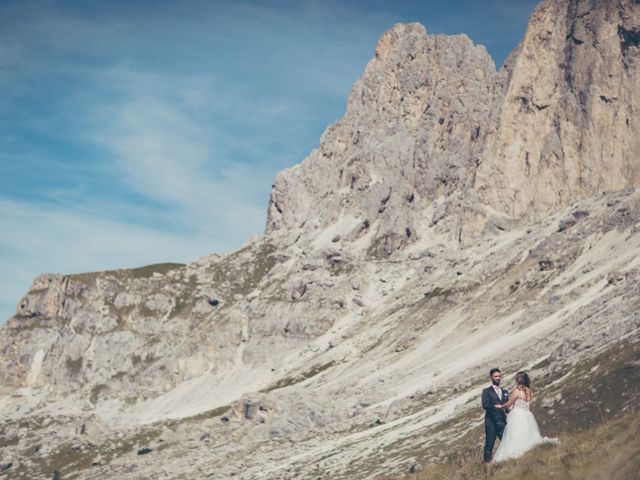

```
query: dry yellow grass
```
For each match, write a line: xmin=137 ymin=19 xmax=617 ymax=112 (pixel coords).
xmin=377 ymin=411 xmax=640 ymax=480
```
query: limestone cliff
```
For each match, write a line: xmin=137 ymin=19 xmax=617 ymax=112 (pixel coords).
xmin=476 ymin=0 xmax=640 ymax=218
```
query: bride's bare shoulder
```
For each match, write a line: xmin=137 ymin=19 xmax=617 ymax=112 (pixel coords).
xmin=513 ymin=386 xmax=534 ymax=400
xmin=510 ymin=387 xmax=524 ymax=398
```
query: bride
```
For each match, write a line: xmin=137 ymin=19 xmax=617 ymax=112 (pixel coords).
xmin=493 ymin=371 xmax=558 ymax=462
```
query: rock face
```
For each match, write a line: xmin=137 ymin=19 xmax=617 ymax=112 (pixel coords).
xmin=476 ymin=0 xmax=640 ymax=218
xmin=267 ymin=23 xmax=505 ymax=251
xmin=1 ymin=1 xmax=640 ymax=479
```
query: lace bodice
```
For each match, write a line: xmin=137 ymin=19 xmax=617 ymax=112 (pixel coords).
xmin=512 ymin=398 xmax=530 ymax=411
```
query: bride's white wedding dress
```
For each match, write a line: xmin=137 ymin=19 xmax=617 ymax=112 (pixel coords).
xmin=494 ymin=397 xmax=559 ymax=462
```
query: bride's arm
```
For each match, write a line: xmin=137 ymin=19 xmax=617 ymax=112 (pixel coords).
xmin=496 ymin=389 xmax=518 ymax=410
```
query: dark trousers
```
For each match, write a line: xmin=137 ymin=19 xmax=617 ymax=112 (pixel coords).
xmin=483 ymin=420 xmax=506 ymax=462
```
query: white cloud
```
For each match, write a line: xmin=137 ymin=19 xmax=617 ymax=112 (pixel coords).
xmin=99 ymin=97 xmax=215 ymax=203
xmin=89 ymin=89 xmax=271 ymax=233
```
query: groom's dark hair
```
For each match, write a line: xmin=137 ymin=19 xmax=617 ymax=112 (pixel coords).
xmin=489 ymin=367 xmax=501 ymax=376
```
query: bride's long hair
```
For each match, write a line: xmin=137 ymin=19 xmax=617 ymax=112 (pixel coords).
xmin=515 ymin=371 xmax=531 ymax=389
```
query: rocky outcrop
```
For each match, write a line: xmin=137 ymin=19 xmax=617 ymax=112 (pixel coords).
xmin=266 ymin=23 xmax=505 ymax=252
xmin=475 ymin=0 xmax=640 ymax=219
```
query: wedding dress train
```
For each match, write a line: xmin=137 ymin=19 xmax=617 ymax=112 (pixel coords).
xmin=493 ymin=398 xmax=558 ymax=462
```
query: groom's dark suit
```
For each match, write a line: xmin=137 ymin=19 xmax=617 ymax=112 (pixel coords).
xmin=482 ymin=385 xmax=509 ymax=462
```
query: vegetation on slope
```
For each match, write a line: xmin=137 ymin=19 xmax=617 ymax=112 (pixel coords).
xmin=379 ymin=410 xmax=640 ymax=480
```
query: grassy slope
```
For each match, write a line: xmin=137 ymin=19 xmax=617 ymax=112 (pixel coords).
xmin=379 ymin=411 xmax=640 ymax=480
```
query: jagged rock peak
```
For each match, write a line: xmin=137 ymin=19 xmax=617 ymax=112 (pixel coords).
xmin=266 ymin=22 xmax=504 ymax=256
xmin=374 ymin=23 xmax=428 ymax=61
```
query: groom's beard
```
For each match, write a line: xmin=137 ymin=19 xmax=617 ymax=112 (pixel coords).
xmin=492 ymin=381 xmax=500 ymax=386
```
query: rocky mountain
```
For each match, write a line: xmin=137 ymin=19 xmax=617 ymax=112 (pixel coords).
xmin=1 ymin=1 xmax=639 ymax=479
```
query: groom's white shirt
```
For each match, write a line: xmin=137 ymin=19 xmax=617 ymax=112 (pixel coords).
xmin=493 ymin=384 xmax=502 ymax=400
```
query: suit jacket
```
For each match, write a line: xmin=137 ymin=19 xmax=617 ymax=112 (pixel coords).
xmin=482 ymin=385 xmax=509 ymax=425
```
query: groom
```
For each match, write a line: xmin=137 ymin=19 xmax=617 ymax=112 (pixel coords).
xmin=482 ymin=367 xmax=509 ymax=463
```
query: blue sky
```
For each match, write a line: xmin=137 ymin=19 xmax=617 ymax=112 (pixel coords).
xmin=0 ymin=0 xmax=538 ymax=323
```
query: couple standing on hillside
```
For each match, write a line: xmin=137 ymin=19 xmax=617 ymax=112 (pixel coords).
xmin=482 ymin=368 xmax=558 ymax=463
